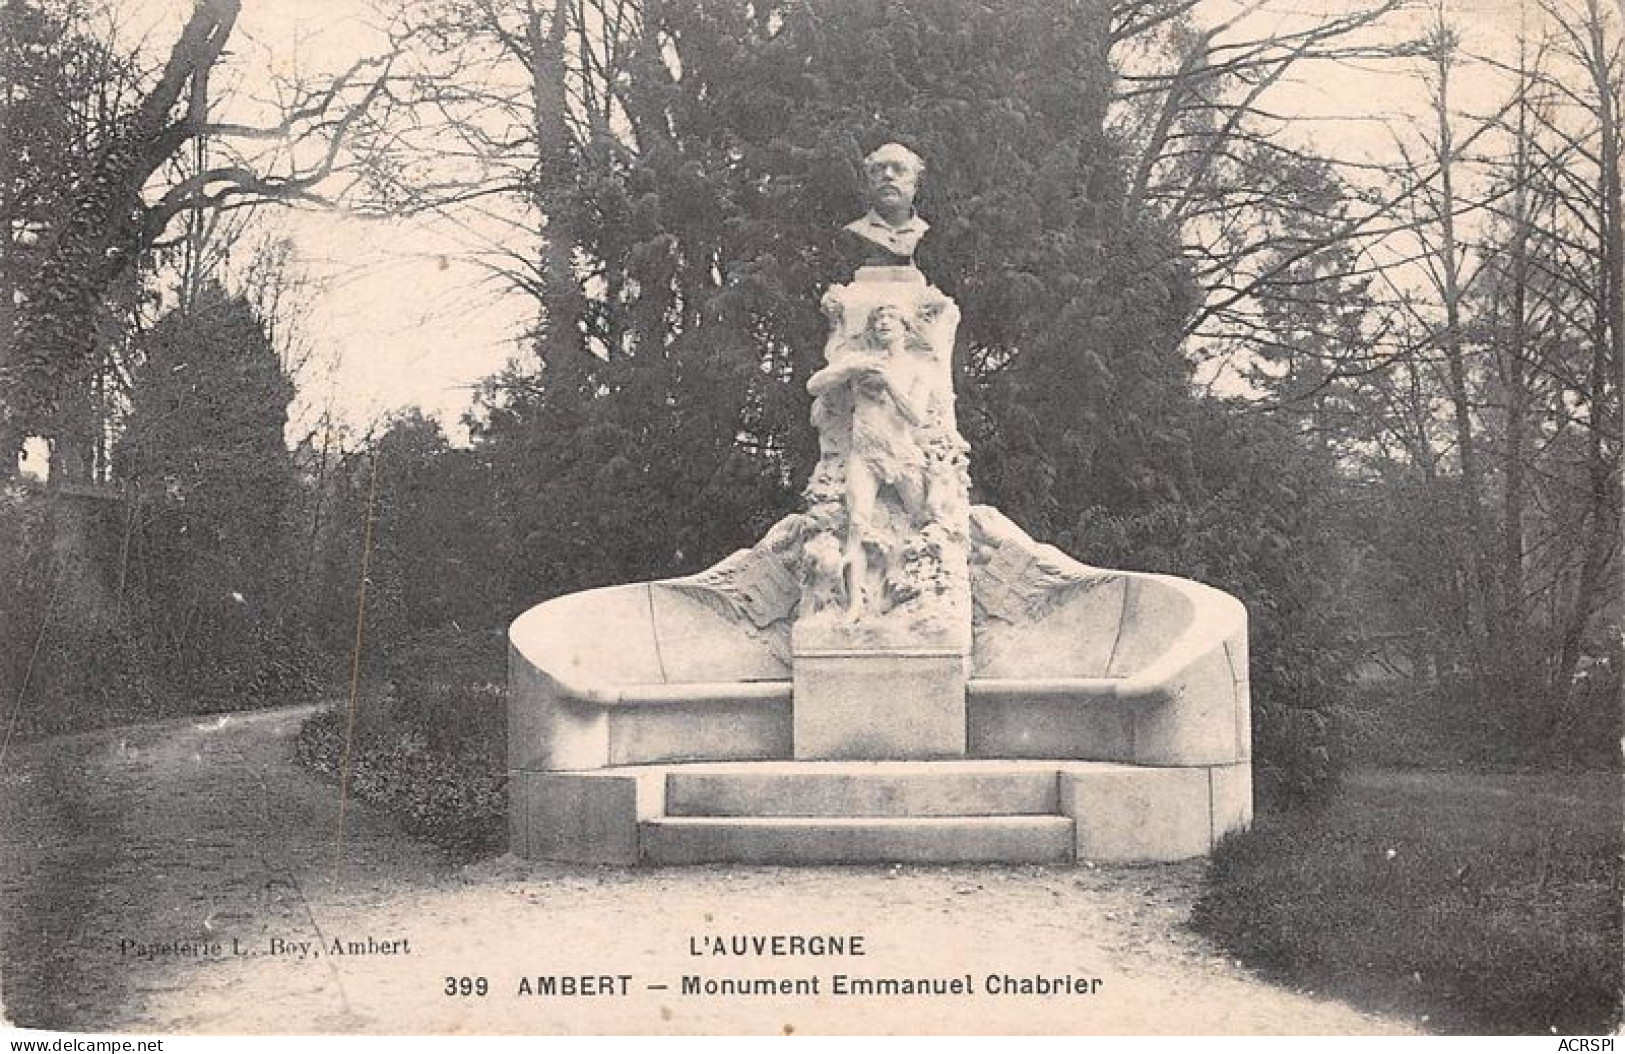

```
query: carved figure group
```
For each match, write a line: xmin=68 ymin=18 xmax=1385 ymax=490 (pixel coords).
xmin=676 ymin=143 xmax=971 ymax=645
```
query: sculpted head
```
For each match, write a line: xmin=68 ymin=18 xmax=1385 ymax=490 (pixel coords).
xmin=866 ymin=305 xmax=908 ymax=347
xmin=863 ymin=143 xmax=924 ymax=223
xmin=865 ymin=303 xmax=931 ymax=356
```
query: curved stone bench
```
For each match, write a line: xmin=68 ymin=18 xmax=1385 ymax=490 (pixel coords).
xmin=964 ymin=507 xmax=1250 ymax=768
xmin=507 ymin=505 xmax=1251 ymax=864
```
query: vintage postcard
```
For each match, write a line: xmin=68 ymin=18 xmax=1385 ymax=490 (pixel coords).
xmin=1 ymin=0 xmax=1619 ymax=1039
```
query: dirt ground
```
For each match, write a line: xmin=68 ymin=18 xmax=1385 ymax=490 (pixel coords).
xmin=0 ymin=706 xmax=1417 ymax=1036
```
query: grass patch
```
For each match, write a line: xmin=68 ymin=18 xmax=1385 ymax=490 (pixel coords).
xmin=1191 ymin=768 xmax=1623 ymax=1034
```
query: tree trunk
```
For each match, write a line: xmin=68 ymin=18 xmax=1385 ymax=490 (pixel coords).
xmin=1549 ymin=0 xmax=1624 ymax=736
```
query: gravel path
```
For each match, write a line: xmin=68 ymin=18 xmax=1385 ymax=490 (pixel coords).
xmin=0 ymin=706 xmax=1417 ymax=1035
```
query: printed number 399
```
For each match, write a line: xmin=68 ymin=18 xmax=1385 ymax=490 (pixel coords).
xmin=445 ymin=976 xmax=489 ymax=996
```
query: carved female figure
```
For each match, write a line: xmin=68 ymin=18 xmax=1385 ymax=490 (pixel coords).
xmin=807 ymin=303 xmax=952 ymax=619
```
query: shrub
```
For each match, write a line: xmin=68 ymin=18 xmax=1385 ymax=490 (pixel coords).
xmin=295 ymin=689 xmax=507 ymax=860
xmin=294 ymin=623 xmax=509 ymax=860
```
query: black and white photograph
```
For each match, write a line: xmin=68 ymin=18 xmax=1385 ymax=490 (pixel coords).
xmin=0 ymin=0 xmax=1619 ymax=1039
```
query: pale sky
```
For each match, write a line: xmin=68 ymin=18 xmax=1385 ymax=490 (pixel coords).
xmin=110 ymin=0 xmax=1571 ymax=447
xmin=111 ymin=0 xmax=537 ymax=445
xmin=223 ymin=1 xmax=536 ymax=443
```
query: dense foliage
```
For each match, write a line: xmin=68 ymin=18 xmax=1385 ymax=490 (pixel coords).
xmin=484 ymin=0 xmax=1197 ymax=572
xmin=0 ymin=283 xmax=317 ymax=732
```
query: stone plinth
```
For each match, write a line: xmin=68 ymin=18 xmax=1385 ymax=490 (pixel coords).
xmin=792 ymin=647 xmax=966 ymax=760
xmin=507 ymin=760 xmax=1253 ymax=865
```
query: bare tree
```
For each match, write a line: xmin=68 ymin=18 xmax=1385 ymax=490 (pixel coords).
xmin=1 ymin=0 xmax=398 ymax=470
xmin=1110 ymin=0 xmax=1426 ymax=356
xmin=1111 ymin=0 xmax=1619 ymax=740
xmin=1534 ymin=0 xmax=1623 ymax=729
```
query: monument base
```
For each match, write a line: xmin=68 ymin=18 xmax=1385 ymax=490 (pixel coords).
xmin=792 ymin=648 xmax=967 ymax=760
xmin=509 ymin=760 xmax=1253 ymax=865
xmin=506 ymin=504 xmax=1253 ymax=864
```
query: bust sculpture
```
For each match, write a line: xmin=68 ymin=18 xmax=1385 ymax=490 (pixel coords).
xmin=839 ymin=142 xmax=930 ymax=269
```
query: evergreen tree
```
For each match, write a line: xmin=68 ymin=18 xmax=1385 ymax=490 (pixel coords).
xmin=117 ymin=282 xmax=310 ymax=705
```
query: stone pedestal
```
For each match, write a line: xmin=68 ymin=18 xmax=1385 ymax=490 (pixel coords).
xmin=792 ymin=648 xmax=966 ymax=759
xmin=788 ymin=266 xmax=972 ymax=759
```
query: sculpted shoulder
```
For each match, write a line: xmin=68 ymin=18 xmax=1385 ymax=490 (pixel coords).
xmin=842 ymin=211 xmax=930 ymax=265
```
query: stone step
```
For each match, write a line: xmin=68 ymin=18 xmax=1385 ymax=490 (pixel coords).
xmin=639 ymin=815 xmax=1075 ymax=865
xmin=664 ymin=763 xmax=1059 ymax=818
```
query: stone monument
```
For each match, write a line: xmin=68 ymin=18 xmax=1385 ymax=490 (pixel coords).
xmin=506 ymin=144 xmax=1253 ymax=866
